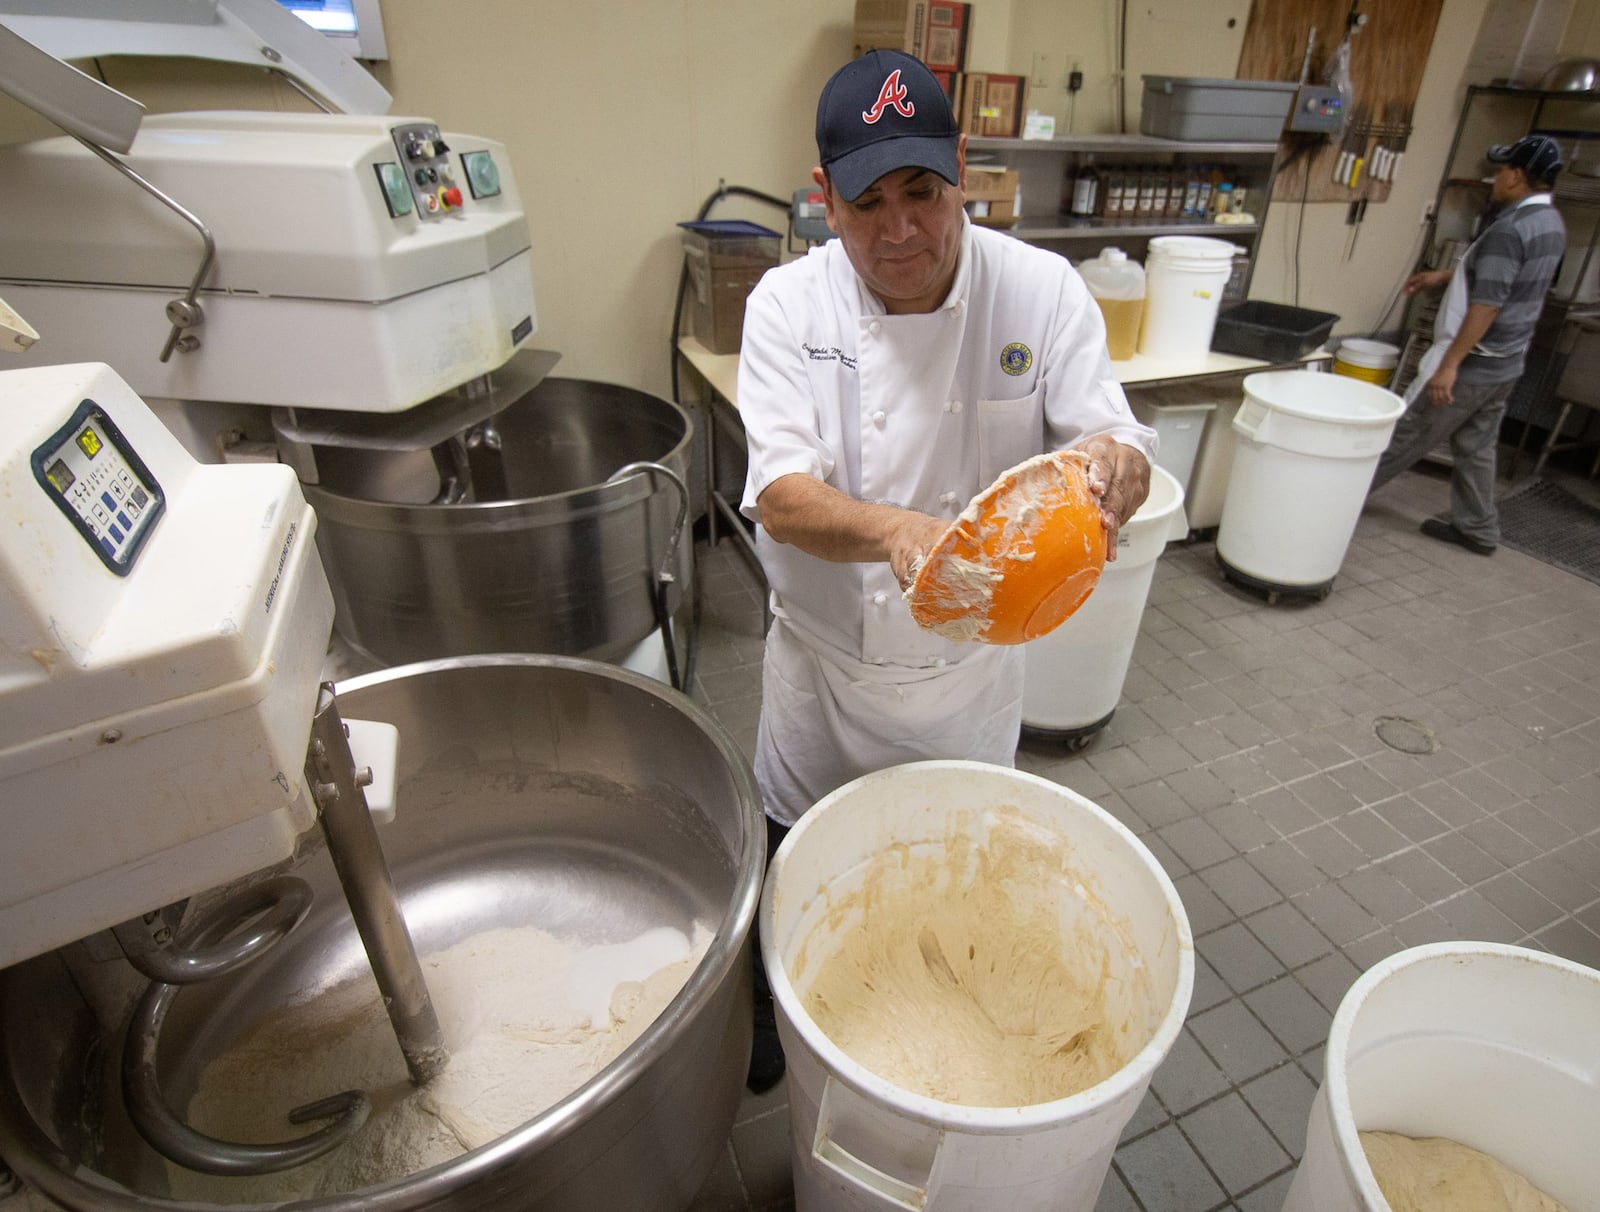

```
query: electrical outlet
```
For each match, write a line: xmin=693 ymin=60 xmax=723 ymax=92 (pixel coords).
xmin=1030 ymin=52 xmax=1052 ymax=88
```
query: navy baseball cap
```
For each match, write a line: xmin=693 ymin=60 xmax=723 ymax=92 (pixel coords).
xmin=816 ymin=50 xmax=959 ymax=202
xmin=1487 ymin=134 xmax=1563 ymax=182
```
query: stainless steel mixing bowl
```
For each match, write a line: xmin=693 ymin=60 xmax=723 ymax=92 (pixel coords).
xmin=0 ymin=655 xmax=764 ymax=1211
xmin=302 ymin=378 xmax=695 ymax=669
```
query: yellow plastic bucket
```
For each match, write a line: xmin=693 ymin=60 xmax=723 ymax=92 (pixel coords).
xmin=1332 ymin=339 xmax=1399 ymax=387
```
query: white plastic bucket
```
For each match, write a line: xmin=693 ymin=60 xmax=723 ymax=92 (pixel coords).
xmin=1331 ymin=338 xmax=1400 ymax=387
xmin=761 ymin=761 xmax=1194 ymax=1212
xmin=1282 ymin=942 xmax=1600 ymax=1212
xmin=1137 ymin=236 xmax=1235 ymax=360
xmin=1022 ymin=464 xmax=1186 ymax=732
xmin=1216 ymin=370 xmax=1404 ymax=589
xmin=1128 ymin=398 xmax=1216 ymax=494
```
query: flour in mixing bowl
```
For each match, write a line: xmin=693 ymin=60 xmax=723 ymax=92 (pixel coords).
xmin=165 ymin=922 xmax=710 ymax=1202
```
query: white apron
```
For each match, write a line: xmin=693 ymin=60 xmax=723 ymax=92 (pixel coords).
xmin=754 ymin=615 xmax=1025 ymax=826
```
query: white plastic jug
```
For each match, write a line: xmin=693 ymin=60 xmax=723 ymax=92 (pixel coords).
xmin=1078 ymin=248 xmax=1145 ymax=361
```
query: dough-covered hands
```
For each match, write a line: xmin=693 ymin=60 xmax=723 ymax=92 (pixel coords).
xmin=1072 ymin=433 xmax=1151 ymax=561
xmin=891 ymin=511 xmax=951 ymax=591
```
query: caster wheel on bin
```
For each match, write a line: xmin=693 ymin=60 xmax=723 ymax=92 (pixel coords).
xmin=1020 ymin=709 xmax=1115 ymax=753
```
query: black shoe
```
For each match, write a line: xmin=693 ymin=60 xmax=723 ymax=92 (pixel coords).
xmin=746 ymin=997 xmax=786 ymax=1092
xmin=1420 ymin=517 xmax=1496 ymax=555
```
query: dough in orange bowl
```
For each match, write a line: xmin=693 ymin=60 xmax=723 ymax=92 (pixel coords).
xmin=906 ymin=451 xmax=1107 ymax=645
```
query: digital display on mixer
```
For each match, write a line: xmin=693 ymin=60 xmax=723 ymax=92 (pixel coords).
xmin=31 ymin=400 xmax=165 ymax=577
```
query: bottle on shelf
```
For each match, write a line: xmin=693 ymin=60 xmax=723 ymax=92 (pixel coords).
xmin=1181 ymin=165 xmax=1202 ymax=218
xmin=1138 ymin=165 xmax=1159 ymax=220
xmin=1078 ymin=247 xmax=1145 ymax=361
xmin=1152 ymin=166 xmax=1172 ymax=219
xmin=1099 ymin=164 xmax=1126 ymax=220
xmin=1163 ymin=166 xmax=1184 ymax=219
xmin=1194 ymin=166 xmax=1214 ymax=218
xmin=1212 ymin=182 xmax=1234 ymax=220
xmin=1070 ymin=156 xmax=1100 ymax=218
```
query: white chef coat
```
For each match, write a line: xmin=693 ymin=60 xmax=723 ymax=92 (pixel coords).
xmin=737 ymin=216 xmax=1156 ymax=822
xmin=739 ymin=216 xmax=1156 ymax=667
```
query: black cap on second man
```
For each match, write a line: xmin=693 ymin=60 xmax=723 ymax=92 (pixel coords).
xmin=816 ymin=51 xmax=960 ymax=202
xmin=1486 ymin=134 xmax=1563 ymax=184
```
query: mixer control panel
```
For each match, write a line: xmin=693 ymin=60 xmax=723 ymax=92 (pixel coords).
xmin=382 ymin=121 xmax=488 ymax=219
xmin=31 ymin=399 xmax=165 ymax=576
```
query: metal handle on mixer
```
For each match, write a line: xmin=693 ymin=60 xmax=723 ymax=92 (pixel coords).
xmin=121 ymin=877 xmax=373 ymax=1175
xmin=606 ymin=460 xmax=689 ymax=584
xmin=69 ymin=134 xmax=216 ymax=362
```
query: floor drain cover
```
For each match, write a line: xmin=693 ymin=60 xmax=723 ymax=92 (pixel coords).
xmin=1374 ymin=715 xmax=1438 ymax=755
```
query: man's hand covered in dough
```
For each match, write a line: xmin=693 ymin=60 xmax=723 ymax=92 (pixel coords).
xmin=890 ymin=512 xmax=952 ymax=591
xmin=1073 ymin=434 xmax=1151 ymax=563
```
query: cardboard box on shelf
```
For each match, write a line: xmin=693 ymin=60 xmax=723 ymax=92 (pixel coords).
xmin=958 ymin=72 xmax=1026 ymax=138
xmin=964 ymin=166 xmax=1019 ymax=226
xmin=852 ymin=0 xmax=971 ymax=73
xmin=678 ymin=221 xmax=781 ymax=355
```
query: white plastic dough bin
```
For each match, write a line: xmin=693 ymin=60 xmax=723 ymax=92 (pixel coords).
xmin=760 ymin=761 xmax=1193 ymax=1212
xmin=1215 ymin=370 xmax=1403 ymax=601
xmin=1129 ymin=396 xmax=1215 ymax=496
xmin=1282 ymin=942 xmax=1600 ymax=1212
xmin=1022 ymin=464 xmax=1186 ymax=745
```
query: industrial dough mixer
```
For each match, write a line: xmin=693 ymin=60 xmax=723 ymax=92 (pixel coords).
xmin=0 ymin=9 xmax=761 ymax=1208
xmin=0 ymin=361 xmax=763 ymax=1211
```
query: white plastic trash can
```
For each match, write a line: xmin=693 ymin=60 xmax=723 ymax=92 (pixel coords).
xmin=1138 ymin=235 xmax=1235 ymax=360
xmin=1129 ymin=397 xmax=1216 ymax=496
xmin=761 ymin=761 xmax=1194 ymax=1212
xmin=1022 ymin=464 xmax=1186 ymax=742
xmin=1215 ymin=370 xmax=1404 ymax=599
xmin=1282 ymin=942 xmax=1600 ymax=1212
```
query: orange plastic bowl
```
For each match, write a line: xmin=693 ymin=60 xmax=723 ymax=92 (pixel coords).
xmin=906 ymin=451 xmax=1107 ymax=645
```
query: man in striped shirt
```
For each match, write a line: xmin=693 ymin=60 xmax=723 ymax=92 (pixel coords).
xmin=1371 ymin=134 xmax=1567 ymax=555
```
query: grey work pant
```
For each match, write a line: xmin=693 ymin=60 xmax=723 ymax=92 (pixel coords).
xmin=1369 ymin=377 xmax=1516 ymax=546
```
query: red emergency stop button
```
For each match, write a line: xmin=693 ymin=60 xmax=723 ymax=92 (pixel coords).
xmin=438 ymin=186 xmax=464 ymax=210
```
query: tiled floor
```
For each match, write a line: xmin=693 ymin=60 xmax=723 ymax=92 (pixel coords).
xmin=682 ymin=458 xmax=1600 ymax=1212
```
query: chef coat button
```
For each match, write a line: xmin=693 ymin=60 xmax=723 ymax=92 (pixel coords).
xmin=872 ymin=410 xmax=887 ymax=426
xmin=954 ymin=300 xmax=966 ymax=315
xmin=950 ymin=400 xmax=964 ymax=414
xmin=935 ymin=657 xmax=947 ymax=667
xmin=943 ymin=400 xmax=953 ymax=413
xmin=939 ymin=491 xmax=957 ymax=505
xmin=872 ymin=592 xmax=888 ymax=606
xmin=869 ymin=321 xmax=882 ymax=336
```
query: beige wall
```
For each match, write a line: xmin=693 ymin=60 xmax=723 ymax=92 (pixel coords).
xmin=0 ymin=0 xmax=1573 ymax=397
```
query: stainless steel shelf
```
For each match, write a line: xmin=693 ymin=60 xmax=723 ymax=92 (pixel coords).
xmin=999 ymin=216 xmax=1260 ymax=240
xmin=968 ymin=133 xmax=1281 ymax=156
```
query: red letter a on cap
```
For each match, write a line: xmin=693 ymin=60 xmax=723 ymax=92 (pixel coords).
xmin=862 ymin=69 xmax=916 ymax=124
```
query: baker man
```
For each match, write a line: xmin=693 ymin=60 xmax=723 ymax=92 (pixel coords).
xmin=1369 ymin=134 xmax=1567 ymax=554
xmin=738 ymin=50 xmax=1153 ymax=833
xmin=735 ymin=48 xmax=1154 ymax=1090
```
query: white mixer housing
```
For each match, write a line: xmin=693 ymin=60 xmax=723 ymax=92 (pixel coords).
xmin=0 ymin=361 xmax=335 ymax=969
xmin=0 ymin=110 xmax=537 ymax=414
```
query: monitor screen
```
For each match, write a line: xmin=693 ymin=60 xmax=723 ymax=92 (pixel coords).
xmin=276 ymin=0 xmax=387 ymax=59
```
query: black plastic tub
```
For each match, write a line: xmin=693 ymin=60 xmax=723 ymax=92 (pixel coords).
xmin=1211 ymin=301 xmax=1339 ymax=362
